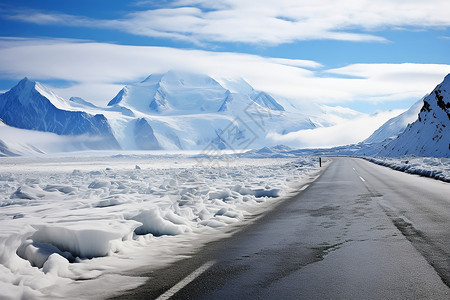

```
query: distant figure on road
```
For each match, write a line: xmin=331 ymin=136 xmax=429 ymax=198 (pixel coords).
xmin=319 ymin=157 xmax=322 ymax=167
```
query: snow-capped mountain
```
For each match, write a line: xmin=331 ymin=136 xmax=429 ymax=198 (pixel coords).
xmin=108 ymin=71 xmax=285 ymax=115
xmin=109 ymin=71 xmax=229 ymax=114
xmin=322 ymin=74 xmax=450 ymax=158
xmin=105 ymin=71 xmax=323 ymax=151
xmin=363 ymin=99 xmax=423 ymax=144
xmin=0 ymin=71 xmax=361 ymax=155
xmin=0 ymin=72 xmax=325 ymax=153
xmin=379 ymin=74 xmax=450 ymax=157
xmin=0 ymin=78 xmax=120 ymax=150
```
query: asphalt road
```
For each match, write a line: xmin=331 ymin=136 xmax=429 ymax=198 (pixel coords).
xmin=114 ymin=157 xmax=450 ymax=299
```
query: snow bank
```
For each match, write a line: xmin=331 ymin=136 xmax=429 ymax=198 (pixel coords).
xmin=30 ymin=222 xmax=136 ymax=258
xmin=131 ymin=209 xmax=189 ymax=236
xmin=0 ymin=154 xmax=321 ymax=299
xmin=365 ymin=156 xmax=450 ymax=182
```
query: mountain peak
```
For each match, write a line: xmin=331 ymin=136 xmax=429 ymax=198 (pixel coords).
xmin=443 ymin=73 xmax=450 ymax=84
xmin=108 ymin=71 xmax=287 ymax=115
xmin=140 ymin=71 xmax=223 ymax=89
xmin=108 ymin=71 xmax=229 ymax=114
xmin=13 ymin=77 xmax=36 ymax=91
xmin=141 ymin=73 xmax=164 ymax=84
xmin=19 ymin=76 xmax=30 ymax=82
xmin=3 ymin=77 xmax=39 ymax=107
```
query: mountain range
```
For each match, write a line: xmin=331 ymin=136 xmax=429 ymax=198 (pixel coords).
xmin=0 ymin=71 xmax=449 ymax=157
xmin=0 ymin=71 xmax=333 ymax=155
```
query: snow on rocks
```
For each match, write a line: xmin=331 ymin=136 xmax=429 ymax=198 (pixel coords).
xmin=0 ymin=154 xmax=320 ymax=299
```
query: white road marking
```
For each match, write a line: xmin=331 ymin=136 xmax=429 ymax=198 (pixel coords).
xmin=156 ymin=260 xmax=216 ymax=300
xmin=352 ymin=167 xmax=366 ymax=182
xmin=299 ymin=184 xmax=309 ymax=191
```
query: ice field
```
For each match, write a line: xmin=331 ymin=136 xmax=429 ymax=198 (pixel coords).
xmin=0 ymin=154 xmax=323 ymax=299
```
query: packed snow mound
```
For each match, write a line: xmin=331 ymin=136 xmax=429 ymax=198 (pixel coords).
xmin=364 ymin=99 xmax=423 ymax=144
xmin=0 ymin=78 xmax=120 ymax=150
xmin=28 ymin=222 xmax=135 ymax=259
xmin=380 ymin=74 xmax=450 ymax=157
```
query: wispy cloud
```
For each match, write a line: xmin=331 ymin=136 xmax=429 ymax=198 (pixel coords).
xmin=3 ymin=0 xmax=450 ymax=45
xmin=267 ymin=109 xmax=406 ymax=148
xmin=0 ymin=37 xmax=448 ymax=107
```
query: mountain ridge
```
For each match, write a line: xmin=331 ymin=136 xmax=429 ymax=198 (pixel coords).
xmin=0 ymin=72 xmax=323 ymax=153
xmin=378 ymin=74 xmax=450 ymax=157
xmin=0 ymin=78 xmax=120 ymax=150
xmin=2 ymin=71 xmax=447 ymax=157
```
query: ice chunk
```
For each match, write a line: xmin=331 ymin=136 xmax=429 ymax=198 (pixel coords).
xmin=43 ymin=185 xmax=76 ymax=194
xmin=200 ymin=219 xmax=225 ymax=228
xmin=42 ymin=253 xmax=70 ymax=276
xmin=30 ymin=222 xmax=132 ymax=258
xmin=233 ymin=185 xmax=281 ymax=198
xmin=17 ymin=239 xmax=73 ymax=268
xmin=132 ymin=209 xmax=188 ymax=236
xmin=95 ymin=196 xmax=125 ymax=208
xmin=10 ymin=186 xmax=35 ymax=200
xmin=88 ymin=180 xmax=111 ymax=189
xmin=72 ymin=169 xmax=82 ymax=176
xmin=10 ymin=185 xmax=44 ymax=200
xmin=214 ymin=208 xmax=242 ymax=219
xmin=253 ymin=188 xmax=281 ymax=198
xmin=208 ymin=189 xmax=231 ymax=200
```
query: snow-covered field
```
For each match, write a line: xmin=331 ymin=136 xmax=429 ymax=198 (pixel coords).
xmin=365 ymin=156 xmax=450 ymax=182
xmin=0 ymin=154 xmax=323 ymax=299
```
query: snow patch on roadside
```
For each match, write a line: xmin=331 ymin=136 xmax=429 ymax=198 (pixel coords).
xmin=365 ymin=156 xmax=450 ymax=182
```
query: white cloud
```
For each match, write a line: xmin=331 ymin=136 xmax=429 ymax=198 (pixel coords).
xmin=0 ymin=38 xmax=449 ymax=108
xmin=269 ymin=58 xmax=323 ymax=69
xmin=267 ymin=109 xmax=406 ymax=148
xmin=324 ymin=63 xmax=450 ymax=101
xmin=4 ymin=0 xmax=450 ymax=45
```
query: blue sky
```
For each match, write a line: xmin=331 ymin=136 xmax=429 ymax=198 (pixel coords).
xmin=0 ymin=0 xmax=449 ymax=114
